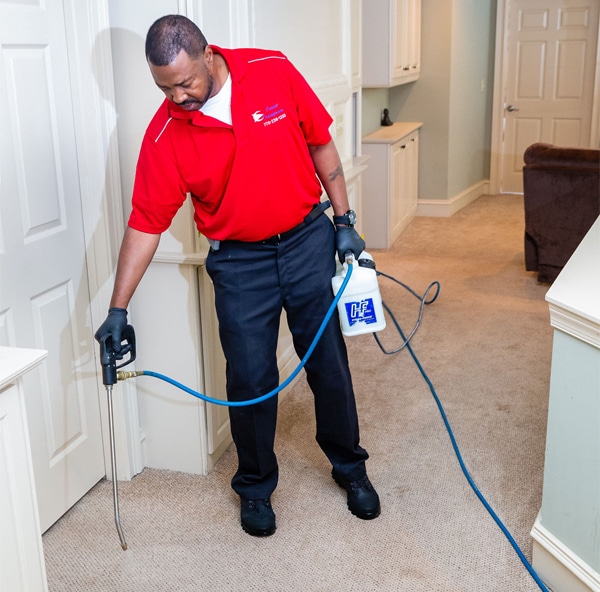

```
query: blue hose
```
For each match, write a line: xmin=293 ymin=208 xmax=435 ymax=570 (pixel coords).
xmin=130 ymin=263 xmax=550 ymax=591
xmin=383 ymin=296 xmax=550 ymax=592
xmin=140 ymin=259 xmax=353 ymax=407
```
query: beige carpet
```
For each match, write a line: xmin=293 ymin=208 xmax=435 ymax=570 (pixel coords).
xmin=42 ymin=195 xmax=554 ymax=591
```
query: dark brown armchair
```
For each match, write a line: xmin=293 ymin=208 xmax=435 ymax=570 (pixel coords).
xmin=523 ymin=142 xmax=600 ymax=283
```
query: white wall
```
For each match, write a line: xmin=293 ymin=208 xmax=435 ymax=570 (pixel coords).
xmin=366 ymin=0 xmax=497 ymax=202
xmin=108 ymin=1 xmax=188 ymax=252
xmin=447 ymin=0 xmax=496 ymax=198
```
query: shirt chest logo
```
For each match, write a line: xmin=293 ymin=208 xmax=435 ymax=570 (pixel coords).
xmin=252 ymin=103 xmax=287 ymax=127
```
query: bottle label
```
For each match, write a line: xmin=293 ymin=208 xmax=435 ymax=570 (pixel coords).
xmin=345 ymin=298 xmax=378 ymax=326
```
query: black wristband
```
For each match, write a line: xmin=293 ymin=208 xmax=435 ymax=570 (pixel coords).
xmin=333 ymin=209 xmax=356 ymax=226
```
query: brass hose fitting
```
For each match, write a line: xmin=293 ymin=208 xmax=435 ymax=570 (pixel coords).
xmin=117 ymin=370 xmax=144 ymax=381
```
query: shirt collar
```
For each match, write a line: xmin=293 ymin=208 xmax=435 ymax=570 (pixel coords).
xmin=166 ymin=45 xmax=240 ymax=125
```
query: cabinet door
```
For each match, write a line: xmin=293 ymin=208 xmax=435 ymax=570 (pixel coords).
xmin=392 ymin=0 xmax=409 ymax=79
xmin=0 ymin=384 xmax=48 ymax=591
xmin=407 ymin=0 xmax=421 ymax=74
xmin=363 ymin=0 xmax=421 ymax=87
xmin=360 ymin=142 xmax=392 ymax=249
xmin=389 ymin=131 xmax=420 ymax=246
xmin=398 ymin=133 xmax=416 ymax=225
xmin=389 ymin=141 xmax=405 ymax=242
xmin=407 ymin=132 xmax=419 ymax=213
xmin=396 ymin=0 xmax=421 ymax=79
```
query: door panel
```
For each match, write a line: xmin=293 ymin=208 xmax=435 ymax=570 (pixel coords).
xmin=500 ymin=0 xmax=599 ymax=193
xmin=0 ymin=0 xmax=105 ymax=532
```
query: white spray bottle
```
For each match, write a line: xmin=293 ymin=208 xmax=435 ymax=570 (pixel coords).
xmin=331 ymin=251 xmax=386 ymax=336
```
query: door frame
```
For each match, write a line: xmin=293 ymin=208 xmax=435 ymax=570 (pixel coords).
xmin=490 ymin=0 xmax=600 ymax=195
xmin=63 ymin=0 xmax=142 ymax=479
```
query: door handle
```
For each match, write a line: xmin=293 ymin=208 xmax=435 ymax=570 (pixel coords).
xmin=506 ymin=104 xmax=520 ymax=112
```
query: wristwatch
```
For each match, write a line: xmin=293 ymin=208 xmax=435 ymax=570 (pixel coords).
xmin=333 ymin=209 xmax=357 ymax=227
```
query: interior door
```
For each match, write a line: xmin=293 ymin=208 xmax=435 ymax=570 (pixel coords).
xmin=0 ymin=0 xmax=105 ymax=531
xmin=499 ymin=0 xmax=599 ymax=193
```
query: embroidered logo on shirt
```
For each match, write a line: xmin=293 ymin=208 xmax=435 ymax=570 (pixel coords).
xmin=252 ymin=103 xmax=287 ymax=127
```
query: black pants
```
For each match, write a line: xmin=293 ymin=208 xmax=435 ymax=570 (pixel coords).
xmin=205 ymin=214 xmax=369 ymax=500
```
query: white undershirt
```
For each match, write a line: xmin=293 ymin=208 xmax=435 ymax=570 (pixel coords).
xmin=200 ymin=73 xmax=232 ymax=125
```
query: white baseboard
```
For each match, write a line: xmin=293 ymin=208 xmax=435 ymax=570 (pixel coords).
xmin=417 ymin=180 xmax=490 ymax=217
xmin=531 ymin=512 xmax=600 ymax=592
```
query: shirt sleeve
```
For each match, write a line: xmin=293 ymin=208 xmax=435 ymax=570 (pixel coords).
xmin=285 ymin=59 xmax=333 ymax=146
xmin=128 ymin=131 xmax=188 ymax=234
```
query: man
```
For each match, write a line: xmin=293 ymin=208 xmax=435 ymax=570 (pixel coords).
xmin=95 ymin=15 xmax=380 ymax=537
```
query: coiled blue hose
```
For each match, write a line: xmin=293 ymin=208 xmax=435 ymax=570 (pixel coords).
xmin=129 ymin=262 xmax=550 ymax=592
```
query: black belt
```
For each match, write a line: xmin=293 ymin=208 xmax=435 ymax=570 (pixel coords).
xmin=259 ymin=200 xmax=331 ymax=244
xmin=209 ymin=201 xmax=331 ymax=252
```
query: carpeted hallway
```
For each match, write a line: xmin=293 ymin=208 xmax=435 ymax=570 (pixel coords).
xmin=42 ymin=194 xmax=554 ymax=591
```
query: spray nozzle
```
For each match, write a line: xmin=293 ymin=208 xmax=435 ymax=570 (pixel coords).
xmin=98 ymin=324 xmax=137 ymax=386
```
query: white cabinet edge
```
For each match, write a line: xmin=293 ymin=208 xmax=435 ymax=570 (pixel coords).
xmin=546 ymin=217 xmax=600 ymax=350
xmin=0 ymin=347 xmax=48 ymax=390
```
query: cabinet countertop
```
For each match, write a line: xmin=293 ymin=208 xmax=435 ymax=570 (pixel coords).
xmin=546 ymin=217 xmax=600 ymax=347
xmin=362 ymin=122 xmax=423 ymax=144
xmin=0 ymin=346 xmax=48 ymax=390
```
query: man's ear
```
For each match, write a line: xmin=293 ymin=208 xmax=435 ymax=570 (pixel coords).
xmin=203 ymin=45 xmax=213 ymax=65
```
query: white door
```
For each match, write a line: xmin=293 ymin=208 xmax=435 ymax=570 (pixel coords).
xmin=0 ymin=0 xmax=105 ymax=531
xmin=498 ymin=0 xmax=599 ymax=193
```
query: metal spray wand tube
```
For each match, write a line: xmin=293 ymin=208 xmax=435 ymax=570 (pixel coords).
xmin=106 ymin=384 xmax=128 ymax=550
xmin=96 ymin=323 xmax=136 ymax=550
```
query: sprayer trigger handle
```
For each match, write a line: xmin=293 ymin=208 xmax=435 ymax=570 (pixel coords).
xmin=114 ymin=324 xmax=136 ymax=368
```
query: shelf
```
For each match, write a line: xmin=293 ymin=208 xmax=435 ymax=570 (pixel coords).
xmin=363 ymin=122 xmax=423 ymax=144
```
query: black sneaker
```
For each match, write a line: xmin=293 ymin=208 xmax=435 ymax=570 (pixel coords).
xmin=332 ymin=470 xmax=381 ymax=520
xmin=240 ymin=498 xmax=276 ymax=536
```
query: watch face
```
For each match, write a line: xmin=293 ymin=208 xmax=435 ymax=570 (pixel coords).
xmin=347 ymin=210 xmax=357 ymax=225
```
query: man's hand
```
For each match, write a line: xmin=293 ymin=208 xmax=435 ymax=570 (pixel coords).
xmin=95 ymin=308 xmax=128 ymax=354
xmin=335 ymin=226 xmax=365 ymax=263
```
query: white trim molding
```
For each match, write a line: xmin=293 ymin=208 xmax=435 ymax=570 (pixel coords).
xmin=152 ymin=252 xmax=208 ymax=266
xmin=546 ymin=217 xmax=600 ymax=350
xmin=532 ymin=513 xmax=600 ymax=592
xmin=547 ymin=304 xmax=600 ymax=351
xmin=416 ymin=180 xmax=489 ymax=218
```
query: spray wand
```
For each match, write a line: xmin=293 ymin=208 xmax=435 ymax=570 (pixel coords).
xmin=97 ymin=325 xmax=136 ymax=550
xmin=95 ymin=258 xmax=354 ymax=550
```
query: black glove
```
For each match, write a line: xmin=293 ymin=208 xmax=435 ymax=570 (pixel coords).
xmin=94 ymin=308 xmax=128 ymax=354
xmin=335 ymin=226 xmax=365 ymax=263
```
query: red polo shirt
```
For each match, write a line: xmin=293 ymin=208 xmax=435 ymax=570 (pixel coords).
xmin=128 ymin=46 xmax=333 ymax=241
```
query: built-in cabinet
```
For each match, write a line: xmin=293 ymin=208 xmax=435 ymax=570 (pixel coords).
xmin=531 ymin=217 xmax=600 ymax=592
xmin=0 ymin=347 xmax=48 ymax=592
xmin=362 ymin=0 xmax=422 ymax=87
xmin=361 ymin=123 xmax=422 ymax=249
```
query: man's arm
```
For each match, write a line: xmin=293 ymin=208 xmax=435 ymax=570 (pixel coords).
xmin=110 ymin=226 xmax=161 ymax=309
xmin=308 ymin=139 xmax=365 ymax=262
xmin=308 ymin=139 xmax=350 ymax=217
